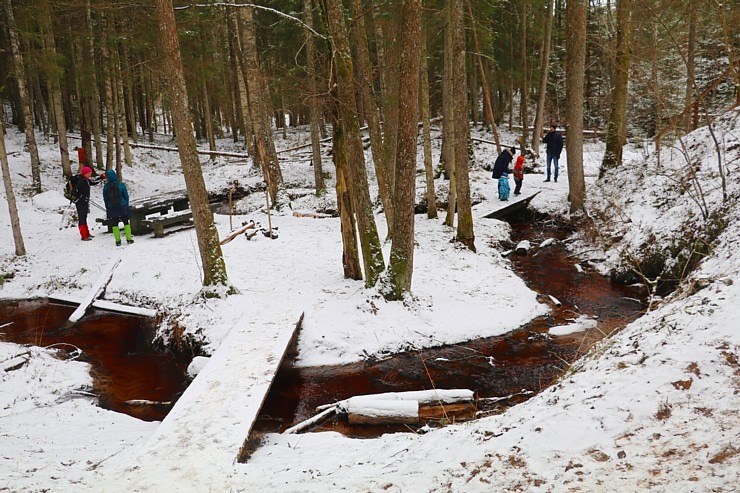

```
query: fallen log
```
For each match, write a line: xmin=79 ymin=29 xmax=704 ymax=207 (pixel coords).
xmin=220 ymin=221 xmax=255 ymax=245
xmin=292 ymin=211 xmax=333 ymax=219
xmin=62 ymin=258 xmax=121 ymax=329
xmin=2 ymin=351 xmax=30 ymax=372
xmin=319 ymin=388 xmax=474 ymax=411
xmin=283 ymin=406 xmax=337 ymax=434
xmin=515 ymin=240 xmax=531 ymax=255
xmin=347 ymin=399 xmax=419 ymax=425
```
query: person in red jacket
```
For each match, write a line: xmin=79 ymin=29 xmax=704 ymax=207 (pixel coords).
xmin=513 ymin=155 xmax=525 ymax=195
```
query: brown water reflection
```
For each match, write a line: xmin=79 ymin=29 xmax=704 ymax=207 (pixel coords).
xmin=0 ymin=299 xmax=192 ymax=421
xmin=251 ymin=221 xmax=646 ymax=438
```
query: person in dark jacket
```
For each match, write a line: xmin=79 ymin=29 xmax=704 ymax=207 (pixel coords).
xmin=102 ymin=169 xmax=134 ymax=246
xmin=542 ymin=125 xmax=564 ymax=182
xmin=73 ymin=166 xmax=100 ymax=241
xmin=492 ymin=147 xmax=516 ymax=201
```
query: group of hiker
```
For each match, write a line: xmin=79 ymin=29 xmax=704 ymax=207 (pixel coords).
xmin=491 ymin=125 xmax=564 ymax=201
xmin=67 ymin=164 xmax=133 ymax=246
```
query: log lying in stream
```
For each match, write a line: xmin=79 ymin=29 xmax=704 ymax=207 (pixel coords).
xmin=347 ymin=399 xmax=419 ymax=425
xmin=515 ymin=240 xmax=531 ymax=255
xmin=62 ymin=258 xmax=121 ymax=329
xmin=291 ymin=389 xmax=477 ymax=429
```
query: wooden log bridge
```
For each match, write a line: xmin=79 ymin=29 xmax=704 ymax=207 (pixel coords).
xmin=480 ymin=191 xmax=540 ymax=220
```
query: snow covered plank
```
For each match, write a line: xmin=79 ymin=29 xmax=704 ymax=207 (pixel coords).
xmin=480 ymin=191 xmax=540 ymax=220
xmin=109 ymin=313 xmax=302 ymax=490
xmin=62 ymin=258 xmax=121 ymax=328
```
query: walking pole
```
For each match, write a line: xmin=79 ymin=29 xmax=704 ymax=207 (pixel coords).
xmin=264 ymin=189 xmax=273 ymax=239
xmin=228 ymin=189 xmax=233 ymax=231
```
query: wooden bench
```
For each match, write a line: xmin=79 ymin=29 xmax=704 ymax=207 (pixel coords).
xmin=142 ymin=209 xmax=194 ymax=238
xmin=129 ymin=190 xmax=190 ymax=235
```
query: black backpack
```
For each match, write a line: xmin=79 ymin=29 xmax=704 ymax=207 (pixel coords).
xmin=106 ymin=182 xmax=122 ymax=207
xmin=64 ymin=175 xmax=83 ymax=202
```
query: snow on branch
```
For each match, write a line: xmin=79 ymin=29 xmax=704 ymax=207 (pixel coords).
xmin=175 ymin=3 xmax=326 ymax=39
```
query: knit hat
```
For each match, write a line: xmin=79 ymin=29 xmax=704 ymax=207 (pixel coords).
xmin=81 ymin=166 xmax=93 ymax=177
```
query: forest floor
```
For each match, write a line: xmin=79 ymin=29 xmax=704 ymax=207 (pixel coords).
xmin=1 ymin=111 xmax=738 ymax=492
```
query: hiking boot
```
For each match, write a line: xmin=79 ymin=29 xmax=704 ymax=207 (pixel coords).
xmin=126 ymin=239 xmax=135 ymax=245
xmin=554 ymin=178 xmax=558 ymax=182
xmin=544 ymin=179 xmax=551 ymax=182
xmin=82 ymin=237 xmax=93 ymax=241
xmin=115 ymin=241 xmax=122 ymax=247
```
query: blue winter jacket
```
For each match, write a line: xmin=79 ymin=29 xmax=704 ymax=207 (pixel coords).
xmin=103 ymin=169 xmax=131 ymax=219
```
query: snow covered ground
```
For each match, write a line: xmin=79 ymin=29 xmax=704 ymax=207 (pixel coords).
xmin=1 ymin=112 xmax=738 ymax=492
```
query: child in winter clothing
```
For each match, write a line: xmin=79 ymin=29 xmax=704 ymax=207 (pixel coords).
xmin=73 ymin=166 xmax=101 ymax=241
xmin=102 ymin=169 xmax=134 ymax=246
xmin=513 ymin=155 xmax=524 ymax=195
xmin=492 ymin=147 xmax=516 ymax=201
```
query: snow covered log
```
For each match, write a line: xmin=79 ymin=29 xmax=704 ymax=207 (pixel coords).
xmin=331 ymin=389 xmax=474 ymax=410
xmin=515 ymin=240 xmax=531 ymax=255
xmin=2 ymin=353 xmax=30 ymax=372
xmin=220 ymin=221 xmax=255 ymax=245
xmin=346 ymin=399 xmax=419 ymax=425
xmin=283 ymin=406 xmax=337 ymax=434
xmin=62 ymin=258 xmax=121 ymax=328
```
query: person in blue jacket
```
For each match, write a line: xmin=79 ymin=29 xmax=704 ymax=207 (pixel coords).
xmin=102 ymin=169 xmax=134 ymax=246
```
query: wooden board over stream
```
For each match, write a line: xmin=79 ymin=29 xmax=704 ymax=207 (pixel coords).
xmin=479 ymin=191 xmax=540 ymax=220
xmin=109 ymin=313 xmax=302 ymax=489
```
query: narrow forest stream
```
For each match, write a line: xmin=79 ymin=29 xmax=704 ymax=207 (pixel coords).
xmin=0 ymin=218 xmax=646 ymax=436
xmin=250 ymin=217 xmax=647 ymax=439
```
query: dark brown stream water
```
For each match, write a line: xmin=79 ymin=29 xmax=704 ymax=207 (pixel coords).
xmin=250 ymin=221 xmax=647 ymax=439
xmin=0 ymin=220 xmax=646 ymax=437
xmin=0 ymin=299 xmax=192 ymax=421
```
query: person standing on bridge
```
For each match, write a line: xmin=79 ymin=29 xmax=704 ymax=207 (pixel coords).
xmin=492 ymin=147 xmax=516 ymax=201
xmin=102 ymin=169 xmax=134 ymax=247
xmin=542 ymin=124 xmax=564 ymax=182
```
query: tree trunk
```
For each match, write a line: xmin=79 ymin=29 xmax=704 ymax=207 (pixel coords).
xmin=377 ymin=8 xmax=400 ymax=203
xmin=326 ymin=0 xmax=385 ymax=287
xmin=443 ymin=4 xmax=457 ymax=228
xmin=452 ymin=0 xmax=475 ymax=251
xmin=685 ymin=3 xmax=696 ymax=133
xmin=333 ymin=122 xmax=362 ymax=280
xmin=601 ymin=0 xmax=632 ymax=173
xmin=566 ymin=0 xmax=587 ymax=212
xmin=156 ymin=0 xmax=229 ymax=288
xmin=227 ymin=3 xmax=254 ymax=156
xmin=40 ymin=0 xmax=72 ymax=177
xmin=350 ymin=0 xmax=394 ymax=235
xmin=85 ymin=0 xmax=104 ymax=168
xmin=238 ymin=5 xmax=284 ymax=205
xmin=385 ymin=0 xmax=422 ymax=300
xmin=420 ymin=30 xmax=437 ymax=220
xmin=303 ymin=0 xmax=325 ymax=194
xmin=520 ymin=0 xmax=528 ymax=154
xmin=0 ymin=118 xmax=26 ymax=256
xmin=467 ymin=0 xmax=502 ymax=152
xmin=203 ymin=81 xmax=217 ymax=161
xmin=101 ymin=14 xmax=115 ymax=169
xmin=532 ymin=0 xmax=554 ymax=155
xmin=3 ymin=0 xmax=42 ymax=193
xmin=114 ymin=45 xmax=133 ymax=167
